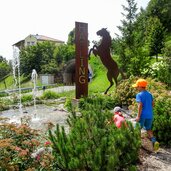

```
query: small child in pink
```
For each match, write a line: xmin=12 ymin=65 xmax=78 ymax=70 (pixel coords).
xmin=113 ymin=106 xmax=127 ymax=128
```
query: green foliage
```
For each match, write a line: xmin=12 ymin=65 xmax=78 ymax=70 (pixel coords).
xmin=67 ymin=28 xmax=75 ymax=45
xmin=145 ymin=16 xmax=165 ymax=60
xmin=115 ymin=0 xmax=154 ymax=76
xmin=117 ymin=0 xmax=138 ymax=48
xmin=126 ymin=47 xmax=151 ymax=76
xmin=20 ymin=41 xmax=58 ymax=76
xmin=79 ymin=94 xmax=119 ymax=111
xmin=0 ymin=56 xmax=11 ymax=80
xmin=0 ymin=75 xmax=14 ymax=90
xmin=0 ymin=98 xmax=11 ymax=111
xmin=114 ymin=76 xmax=138 ymax=107
xmin=21 ymin=94 xmax=33 ymax=103
xmin=114 ymin=0 xmax=171 ymax=77
xmin=146 ymin=60 xmax=171 ymax=85
xmin=133 ymin=8 xmax=147 ymax=47
xmin=146 ymin=0 xmax=171 ymax=32
xmin=116 ymin=0 xmax=138 ymax=73
xmin=64 ymin=97 xmax=74 ymax=113
xmin=162 ymin=40 xmax=171 ymax=86
xmin=41 ymin=90 xmax=60 ymax=100
xmin=54 ymin=44 xmax=75 ymax=65
xmin=49 ymin=98 xmax=141 ymax=170
xmin=153 ymin=97 xmax=171 ymax=146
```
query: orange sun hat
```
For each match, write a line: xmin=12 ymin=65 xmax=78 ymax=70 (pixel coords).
xmin=132 ymin=78 xmax=148 ymax=88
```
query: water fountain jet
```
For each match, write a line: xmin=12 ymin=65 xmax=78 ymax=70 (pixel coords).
xmin=31 ymin=69 xmax=38 ymax=118
xmin=12 ymin=46 xmax=23 ymax=115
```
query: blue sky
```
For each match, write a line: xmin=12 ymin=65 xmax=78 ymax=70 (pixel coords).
xmin=0 ymin=0 xmax=150 ymax=60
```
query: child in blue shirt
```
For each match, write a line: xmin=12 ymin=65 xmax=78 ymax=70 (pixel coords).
xmin=132 ymin=78 xmax=159 ymax=151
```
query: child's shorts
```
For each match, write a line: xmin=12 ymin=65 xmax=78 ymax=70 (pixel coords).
xmin=139 ymin=118 xmax=153 ymax=130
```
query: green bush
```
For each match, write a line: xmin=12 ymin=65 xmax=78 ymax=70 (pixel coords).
xmin=113 ymin=76 xmax=138 ymax=107
xmin=153 ymin=97 xmax=171 ymax=146
xmin=0 ymin=98 xmax=11 ymax=111
xmin=41 ymin=90 xmax=60 ymax=100
xmin=0 ymin=92 xmax=8 ymax=97
xmin=147 ymin=60 xmax=171 ymax=85
xmin=49 ymin=98 xmax=141 ymax=171
xmin=79 ymin=94 xmax=119 ymax=111
xmin=21 ymin=94 xmax=33 ymax=103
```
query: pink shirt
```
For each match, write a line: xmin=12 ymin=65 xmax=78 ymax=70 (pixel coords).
xmin=113 ymin=114 xmax=125 ymax=128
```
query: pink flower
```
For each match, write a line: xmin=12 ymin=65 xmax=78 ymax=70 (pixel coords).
xmin=18 ymin=150 xmax=28 ymax=157
xmin=36 ymin=154 xmax=41 ymax=161
xmin=15 ymin=146 xmax=21 ymax=151
xmin=44 ymin=141 xmax=51 ymax=146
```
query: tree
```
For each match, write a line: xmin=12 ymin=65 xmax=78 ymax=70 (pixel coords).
xmin=20 ymin=41 xmax=57 ymax=76
xmin=67 ymin=28 xmax=75 ymax=45
xmin=146 ymin=0 xmax=171 ymax=32
xmin=117 ymin=0 xmax=138 ymax=49
xmin=133 ymin=8 xmax=148 ymax=47
xmin=54 ymin=44 xmax=75 ymax=66
xmin=115 ymin=0 xmax=140 ymax=75
xmin=0 ymin=56 xmax=11 ymax=80
xmin=145 ymin=17 xmax=165 ymax=61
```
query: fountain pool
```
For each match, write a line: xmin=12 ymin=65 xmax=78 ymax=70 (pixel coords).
xmin=0 ymin=104 xmax=69 ymax=132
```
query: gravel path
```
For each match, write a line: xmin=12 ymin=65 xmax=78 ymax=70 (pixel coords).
xmin=138 ymin=147 xmax=171 ymax=171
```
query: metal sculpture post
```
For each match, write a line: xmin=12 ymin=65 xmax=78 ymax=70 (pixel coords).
xmin=75 ymin=22 xmax=88 ymax=99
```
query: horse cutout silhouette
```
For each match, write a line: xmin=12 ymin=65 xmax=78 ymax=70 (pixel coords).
xmin=88 ymin=28 xmax=124 ymax=94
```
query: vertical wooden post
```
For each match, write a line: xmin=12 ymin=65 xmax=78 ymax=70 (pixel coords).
xmin=75 ymin=22 xmax=88 ymax=99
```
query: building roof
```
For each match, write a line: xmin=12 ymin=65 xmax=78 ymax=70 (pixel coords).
xmin=33 ymin=34 xmax=64 ymax=43
xmin=13 ymin=34 xmax=64 ymax=46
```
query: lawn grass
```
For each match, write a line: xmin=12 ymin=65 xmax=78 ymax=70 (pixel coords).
xmin=88 ymin=70 xmax=115 ymax=94
xmin=88 ymin=55 xmax=116 ymax=94
xmin=0 ymin=74 xmax=43 ymax=91
xmin=0 ymin=75 xmax=14 ymax=90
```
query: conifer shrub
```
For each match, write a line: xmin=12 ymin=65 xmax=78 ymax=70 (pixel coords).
xmin=49 ymin=98 xmax=141 ymax=170
xmin=79 ymin=93 xmax=119 ymax=110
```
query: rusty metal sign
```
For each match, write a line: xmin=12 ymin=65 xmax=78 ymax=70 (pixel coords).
xmin=75 ymin=22 xmax=88 ymax=99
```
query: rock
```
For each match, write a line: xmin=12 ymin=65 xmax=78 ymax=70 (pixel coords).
xmin=141 ymin=129 xmax=154 ymax=152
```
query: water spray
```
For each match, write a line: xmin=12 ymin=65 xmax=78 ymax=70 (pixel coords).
xmin=31 ymin=69 xmax=38 ymax=118
xmin=12 ymin=46 xmax=23 ymax=115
